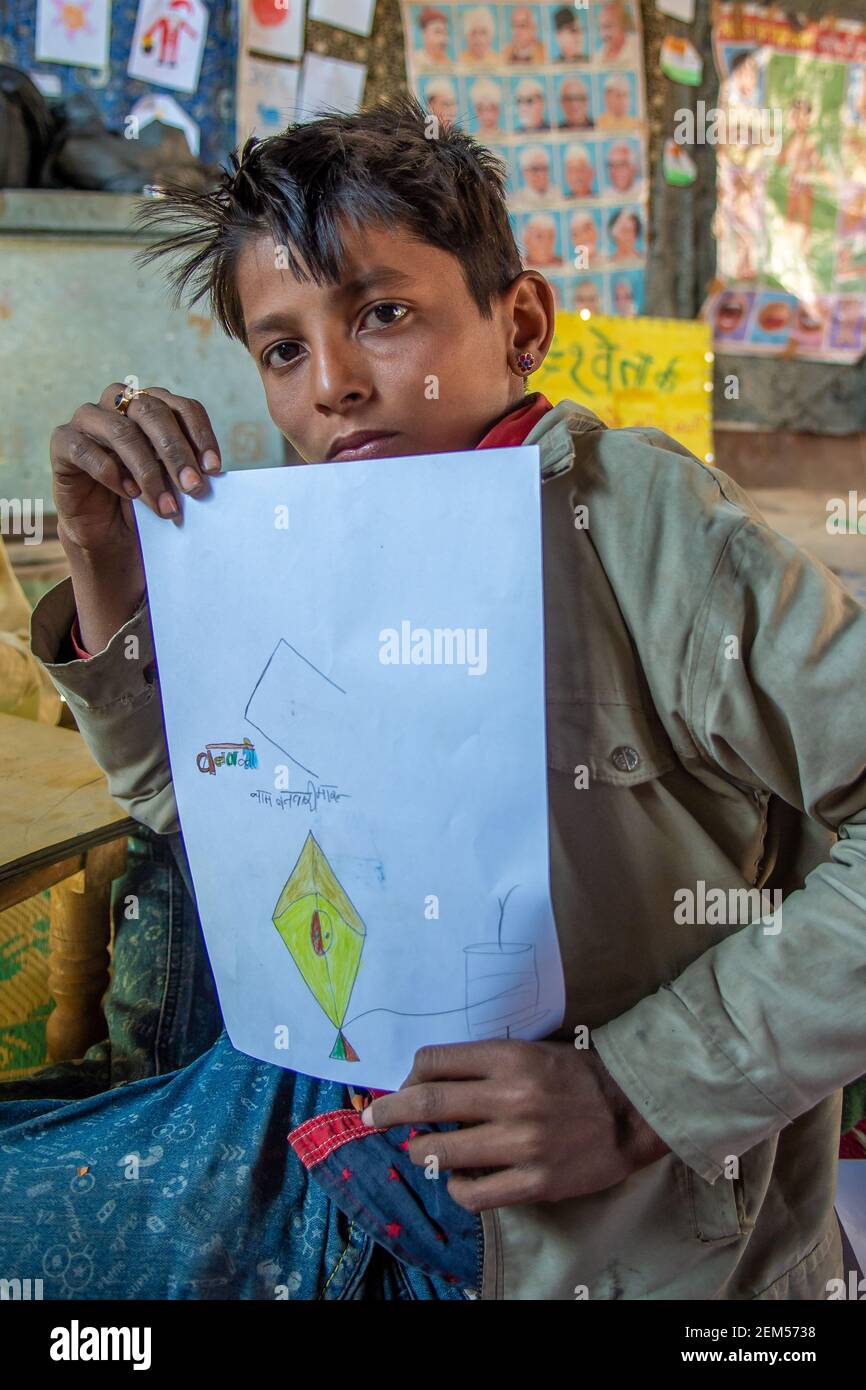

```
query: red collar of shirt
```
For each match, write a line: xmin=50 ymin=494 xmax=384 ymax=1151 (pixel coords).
xmin=475 ymin=392 xmax=553 ymax=450
xmin=71 ymin=395 xmax=555 ymax=660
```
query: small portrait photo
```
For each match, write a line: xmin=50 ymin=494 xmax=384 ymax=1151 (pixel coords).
xmin=546 ymin=275 xmax=567 ymax=311
xmin=595 ymin=71 xmax=640 ymax=130
xmin=591 ymin=0 xmax=640 ymax=67
xmin=503 ymin=4 xmax=547 ymax=65
xmin=520 ymin=210 xmax=565 ymax=268
xmin=606 ymin=205 xmax=644 ymax=263
xmin=713 ymin=290 xmax=754 ymax=342
xmin=560 ymin=140 xmax=599 ymax=199
xmin=829 ymin=295 xmax=866 ymax=351
xmin=570 ymin=274 xmax=606 ymax=315
xmin=511 ymin=74 xmax=551 ymax=133
xmin=601 ymin=136 xmax=643 ymax=197
xmin=550 ymin=4 xmax=589 ymax=63
xmin=515 ymin=142 xmax=560 ymax=204
xmin=609 ymin=267 xmax=644 ymax=317
xmin=721 ymin=47 xmax=763 ymax=109
xmin=790 ymin=298 xmax=830 ymax=350
xmin=410 ymin=6 xmax=455 ymax=71
xmin=751 ymin=291 xmax=797 ymax=346
xmin=555 ymin=73 xmax=595 ymax=131
xmin=565 ymin=207 xmax=604 ymax=272
xmin=419 ymin=75 xmax=461 ymax=129
xmin=457 ymin=5 xmax=500 ymax=67
xmin=488 ymin=143 xmax=515 ymax=196
xmin=467 ymin=74 xmax=507 ymax=137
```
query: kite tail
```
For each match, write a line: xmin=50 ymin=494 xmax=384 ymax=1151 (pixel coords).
xmin=330 ymin=1029 xmax=359 ymax=1062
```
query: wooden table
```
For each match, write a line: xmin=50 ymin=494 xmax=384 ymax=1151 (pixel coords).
xmin=0 ymin=712 xmax=135 ymax=1062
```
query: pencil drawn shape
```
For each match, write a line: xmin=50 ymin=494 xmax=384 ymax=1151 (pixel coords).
xmin=464 ymin=886 xmax=549 ymax=1039
xmin=244 ymin=638 xmax=347 ymax=781
xmin=272 ymin=832 xmax=365 ymax=1061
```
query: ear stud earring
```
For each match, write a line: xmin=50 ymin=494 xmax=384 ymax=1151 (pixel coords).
xmin=516 ymin=351 xmax=536 ymax=373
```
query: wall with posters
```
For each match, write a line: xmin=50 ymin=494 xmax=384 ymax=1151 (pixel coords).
xmin=645 ymin=0 xmax=866 ymax=432
xmin=400 ymin=1 xmax=650 ymax=319
xmin=0 ymin=0 xmax=238 ymax=165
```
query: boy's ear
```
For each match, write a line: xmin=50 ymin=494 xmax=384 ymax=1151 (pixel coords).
xmin=506 ymin=271 xmax=556 ymax=379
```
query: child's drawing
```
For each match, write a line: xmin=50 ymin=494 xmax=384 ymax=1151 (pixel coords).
xmin=272 ymin=832 xmax=365 ymax=1061
xmin=464 ymin=886 xmax=551 ymax=1040
xmin=244 ymin=638 xmax=347 ymax=781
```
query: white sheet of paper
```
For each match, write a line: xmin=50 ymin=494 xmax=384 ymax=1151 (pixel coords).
xmin=655 ymin=0 xmax=695 ymax=21
xmin=246 ymin=0 xmax=305 ymax=62
xmin=310 ymin=0 xmax=376 ymax=38
xmin=128 ymin=0 xmax=208 ymax=95
xmin=297 ymin=51 xmax=366 ymax=120
xmin=135 ymin=447 xmax=565 ymax=1089
xmin=237 ymin=53 xmax=300 ymax=141
xmin=36 ymin=0 xmax=110 ymax=70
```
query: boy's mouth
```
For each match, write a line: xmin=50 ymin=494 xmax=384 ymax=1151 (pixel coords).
xmin=327 ymin=431 xmax=399 ymax=462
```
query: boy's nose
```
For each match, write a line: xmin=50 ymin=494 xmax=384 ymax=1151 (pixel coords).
xmin=311 ymin=343 xmax=373 ymax=414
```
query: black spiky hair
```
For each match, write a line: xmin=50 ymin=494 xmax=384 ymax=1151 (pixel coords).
xmin=135 ymin=95 xmax=523 ymax=345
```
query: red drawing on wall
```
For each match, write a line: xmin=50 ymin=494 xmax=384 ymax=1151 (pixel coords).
xmin=141 ymin=0 xmax=198 ymax=66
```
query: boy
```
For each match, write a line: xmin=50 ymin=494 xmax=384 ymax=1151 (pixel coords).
xmin=7 ymin=98 xmax=866 ymax=1300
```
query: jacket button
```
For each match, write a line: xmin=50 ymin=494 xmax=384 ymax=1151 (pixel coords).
xmin=611 ymin=745 xmax=640 ymax=772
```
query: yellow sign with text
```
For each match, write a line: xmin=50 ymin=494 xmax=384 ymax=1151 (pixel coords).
xmin=531 ymin=314 xmax=714 ymax=462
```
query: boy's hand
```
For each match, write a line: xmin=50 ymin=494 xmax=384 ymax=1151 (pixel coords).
xmin=362 ymin=1039 xmax=669 ymax=1212
xmin=50 ymin=383 xmax=221 ymax=653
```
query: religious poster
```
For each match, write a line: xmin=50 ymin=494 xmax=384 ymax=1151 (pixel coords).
xmin=127 ymin=0 xmax=209 ymax=94
xmin=704 ymin=1 xmax=866 ymax=364
xmin=400 ymin=1 xmax=649 ymax=318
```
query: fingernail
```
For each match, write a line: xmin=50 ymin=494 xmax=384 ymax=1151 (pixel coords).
xmin=361 ymin=1104 xmax=375 ymax=1127
xmin=179 ymin=466 xmax=201 ymax=491
xmin=158 ymin=492 xmax=179 ymax=517
xmin=123 ymin=479 xmax=141 ymax=498
xmin=201 ymin=450 xmax=221 ymax=473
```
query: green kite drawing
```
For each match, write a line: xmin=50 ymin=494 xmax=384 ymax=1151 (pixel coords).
xmin=272 ymin=832 xmax=366 ymax=1061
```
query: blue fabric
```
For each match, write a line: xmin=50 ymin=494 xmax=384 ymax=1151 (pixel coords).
xmin=0 ymin=829 xmax=477 ymax=1301
xmin=308 ymin=1117 xmax=481 ymax=1289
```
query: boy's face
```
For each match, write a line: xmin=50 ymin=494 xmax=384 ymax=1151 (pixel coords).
xmin=237 ymin=222 xmax=551 ymax=464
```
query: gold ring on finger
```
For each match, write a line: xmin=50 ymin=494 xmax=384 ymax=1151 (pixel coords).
xmin=114 ymin=384 xmax=149 ymax=416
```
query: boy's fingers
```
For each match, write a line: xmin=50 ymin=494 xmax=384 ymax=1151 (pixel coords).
xmin=149 ymin=389 xmax=222 ymax=474
xmin=447 ymin=1167 xmax=540 ymax=1213
xmin=401 ymin=1040 xmax=518 ymax=1088
xmin=123 ymin=391 xmax=203 ymax=495
xmin=70 ymin=403 xmax=171 ymax=515
xmin=52 ymin=426 xmax=139 ymax=500
xmin=365 ymin=1079 xmax=491 ymax=1129
xmin=406 ymin=1122 xmax=513 ymax=1172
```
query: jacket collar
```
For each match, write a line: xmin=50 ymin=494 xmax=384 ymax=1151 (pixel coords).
xmin=524 ymin=399 xmax=608 ymax=481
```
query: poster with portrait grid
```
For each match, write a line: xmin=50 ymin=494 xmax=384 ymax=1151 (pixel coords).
xmin=400 ymin=1 xmax=649 ymax=318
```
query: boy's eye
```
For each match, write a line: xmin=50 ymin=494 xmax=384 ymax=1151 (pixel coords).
xmin=361 ymin=302 xmax=409 ymax=330
xmin=263 ymin=341 xmax=301 ymax=368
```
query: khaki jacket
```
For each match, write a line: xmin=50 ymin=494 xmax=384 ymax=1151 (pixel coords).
xmin=32 ymin=401 xmax=864 ymax=1300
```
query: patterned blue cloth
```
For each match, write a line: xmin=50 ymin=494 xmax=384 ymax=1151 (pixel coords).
xmin=0 ymin=829 xmax=477 ymax=1300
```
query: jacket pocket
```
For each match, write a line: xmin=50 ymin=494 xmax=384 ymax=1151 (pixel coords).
xmin=546 ymin=697 xmax=678 ymax=787
xmin=683 ymin=1163 xmax=745 ymax=1244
